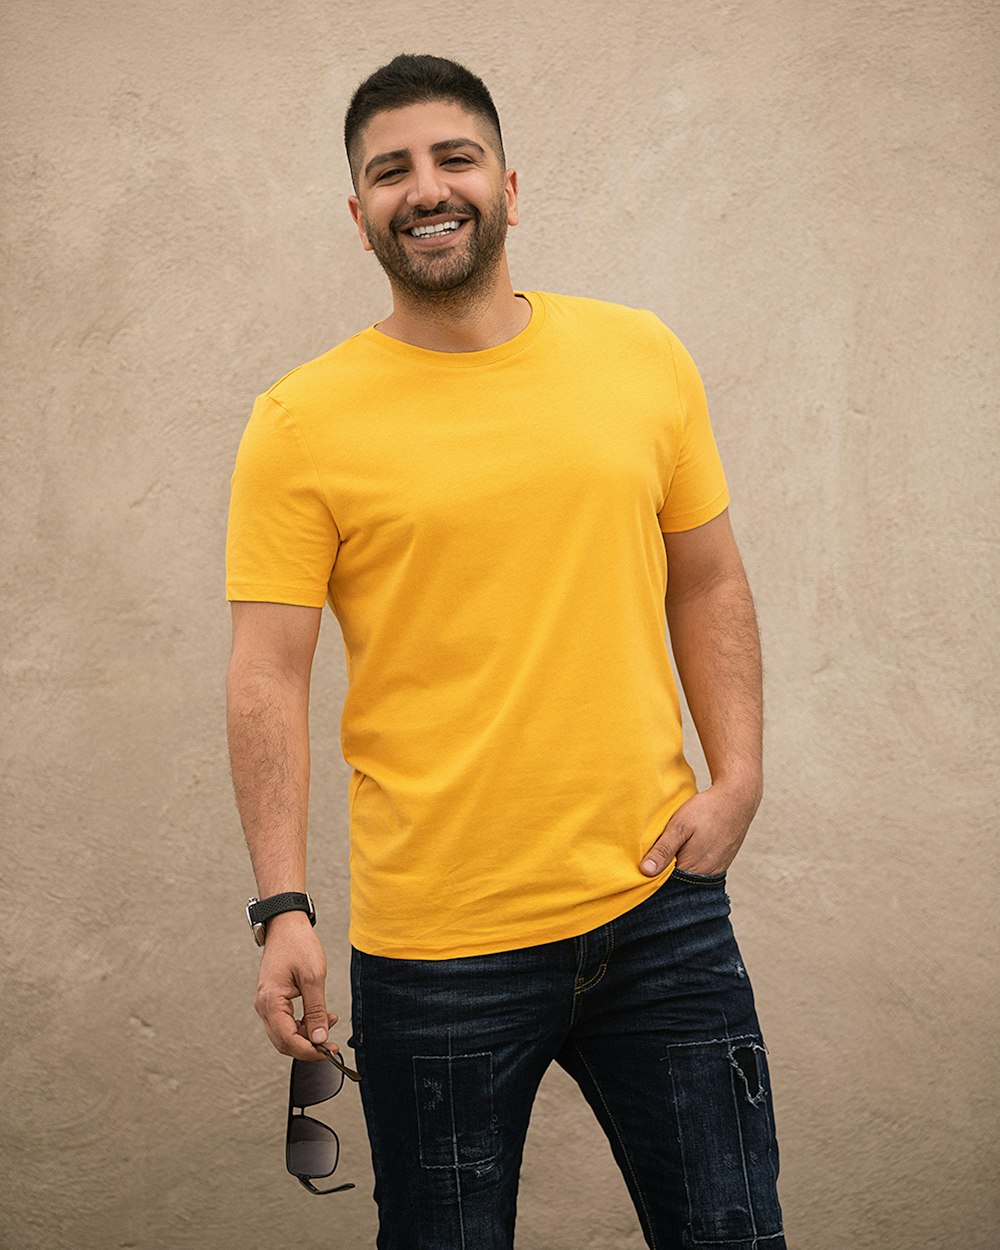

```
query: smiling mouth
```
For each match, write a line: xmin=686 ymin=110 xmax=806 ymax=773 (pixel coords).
xmin=404 ymin=219 xmax=466 ymax=239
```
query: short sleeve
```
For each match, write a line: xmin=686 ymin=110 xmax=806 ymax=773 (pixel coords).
xmin=225 ymin=393 xmax=340 ymax=607
xmin=657 ymin=331 xmax=730 ymax=533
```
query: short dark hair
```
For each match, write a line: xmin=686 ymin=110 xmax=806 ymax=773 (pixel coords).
xmin=344 ymin=54 xmax=505 ymax=187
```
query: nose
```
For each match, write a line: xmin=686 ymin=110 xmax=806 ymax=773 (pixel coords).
xmin=406 ymin=158 xmax=451 ymax=210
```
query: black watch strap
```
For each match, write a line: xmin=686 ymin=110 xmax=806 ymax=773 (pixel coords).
xmin=246 ymin=891 xmax=316 ymax=947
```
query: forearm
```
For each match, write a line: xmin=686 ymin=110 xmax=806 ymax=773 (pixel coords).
xmin=226 ymin=659 xmax=312 ymax=896
xmin=666 ymin=567 xmax=763 ymax=804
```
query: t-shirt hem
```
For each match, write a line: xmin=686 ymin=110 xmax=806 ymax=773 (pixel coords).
xmin=659 ymin=487 xmax=730 ymax=534
xmin=226 ymin=583 xmax=328 ymax=608
xmin=349 ymin=871 xmax=674 ymax=960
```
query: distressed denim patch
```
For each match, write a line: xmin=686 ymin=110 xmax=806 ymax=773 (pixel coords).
xmin=413 ymin=1052 xmax=498 ymax=1170
xmin=666 ymin=1036 xmax=783 ymax=1246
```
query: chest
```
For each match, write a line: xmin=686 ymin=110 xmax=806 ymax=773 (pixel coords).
xmin=316 ymin=365 xmax=680 ymax=546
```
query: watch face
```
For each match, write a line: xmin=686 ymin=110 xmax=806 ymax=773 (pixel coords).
xmin=252 ymin=922 xmax=266 ymax=947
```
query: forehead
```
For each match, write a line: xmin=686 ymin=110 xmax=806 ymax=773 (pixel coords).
xmin=357 ymin=100 xmax=496 ymax=162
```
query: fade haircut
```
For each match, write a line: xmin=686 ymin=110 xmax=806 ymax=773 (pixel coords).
xmin=344 ymin=54 xmax=505 ymax=189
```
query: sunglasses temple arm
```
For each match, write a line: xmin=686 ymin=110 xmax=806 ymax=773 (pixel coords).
xmin=296 ymin=1176 xmax=356 ymax=1194
xmin=315 ymin=1043 xmax=362 ymax=1082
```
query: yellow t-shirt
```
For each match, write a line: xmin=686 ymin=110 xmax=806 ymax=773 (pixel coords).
xmin=227 ymin=291 xmax=729 ymax=958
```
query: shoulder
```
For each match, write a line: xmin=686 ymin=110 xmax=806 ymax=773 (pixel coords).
xmin=534 ymin=290 xmax=679 ymax=348
xmin=260 ymin=329 xmax=377 ymax=419
xmin=531 ymin=291 xmax=689 ymax=373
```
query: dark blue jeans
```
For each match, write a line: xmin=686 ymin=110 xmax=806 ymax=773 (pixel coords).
xmin=349 ymin=870 xmax=784 ymax=1249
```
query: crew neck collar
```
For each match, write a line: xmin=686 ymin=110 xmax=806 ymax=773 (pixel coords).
xmin=361 ymin=292 xmax=545 ymax=368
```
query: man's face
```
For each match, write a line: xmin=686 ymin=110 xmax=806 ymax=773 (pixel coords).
xmin=348 ymin=101 xmax=518 ymax=300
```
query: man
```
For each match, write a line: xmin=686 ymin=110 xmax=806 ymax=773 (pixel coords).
xmin=227 ymin=53 xmax=784 ymax=1250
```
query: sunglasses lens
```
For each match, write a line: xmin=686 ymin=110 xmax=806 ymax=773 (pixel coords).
xmin=287 ymin=1116 xmax=340 ymax=1179
xmin=291 ymin=1056 xmax=344 ymax=1107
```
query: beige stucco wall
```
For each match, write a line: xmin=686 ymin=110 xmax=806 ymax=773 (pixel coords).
xmin=2 ymin=1 xmax=997 ymax=1246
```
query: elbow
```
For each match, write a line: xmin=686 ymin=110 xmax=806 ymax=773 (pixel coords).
xmin=226 ymin=654 xmax=310 ymax=714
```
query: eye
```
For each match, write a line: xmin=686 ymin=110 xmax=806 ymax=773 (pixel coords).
xmin=443 ymin=156 xmax=473 ymax=167
xmin=374 ymin=167 xmax=405 ymax=182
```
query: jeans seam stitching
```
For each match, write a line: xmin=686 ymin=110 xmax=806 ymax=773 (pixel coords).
xmin=572 ymin=1041 xmax=659 ymax=1250
xmin=727 ymin=1036 xmax=759 ymax=1246
xmin=418 ymin=1159 xmax=495 ymax=1170
xmin=570 ymin=934 xmax=587 ymax=1025
xmin=445 ymin=1037 xmax=467 ymax=1250
xmin=689 ymin=1238 xmax=784 ymax=1246
xmin=659 ymin=1034 xmax=759 ymax=1054
xmin=673 ymin=870 xmax=727 ymax=885
xmin=575 ymin=962 xmax=607 ymax=992
xmin=575 ymin=924 xmax=616 ymax=993
xmin=687 ymin=1236 xmax=784 ymax=1247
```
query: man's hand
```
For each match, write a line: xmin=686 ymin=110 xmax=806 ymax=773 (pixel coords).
xmin=640 ymin=781 xmax=762 ymax=878
xmin=254 ymin=912 xmax=338 ymax=1062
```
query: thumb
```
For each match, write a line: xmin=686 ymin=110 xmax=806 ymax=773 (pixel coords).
xmin=300 ymin=983 xmax=330 ymax=1045
xmin=640 ymin=817 xmax=685 ymax=877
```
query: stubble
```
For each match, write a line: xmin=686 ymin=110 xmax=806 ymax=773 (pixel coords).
xmin=362 ymin=191 xmax=510 ymax=310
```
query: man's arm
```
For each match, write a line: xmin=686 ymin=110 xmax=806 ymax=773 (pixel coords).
xmin=640 ymin=508 xmax=764 ymax=876
xmin=227 ymin=600 xmax=335 ymax=1060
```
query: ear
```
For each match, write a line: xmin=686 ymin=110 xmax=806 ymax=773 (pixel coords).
xmin=504 ymin=169 xmax=519 ymax=227
xmin=348 ymin=196 xmax=373 ymax=252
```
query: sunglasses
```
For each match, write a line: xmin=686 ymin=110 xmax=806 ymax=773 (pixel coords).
xmin=286 ymin=1043 xmax=362 ymax=1195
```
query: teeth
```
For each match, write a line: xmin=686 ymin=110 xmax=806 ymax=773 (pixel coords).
xmin=410 ymin=220 xmax=462 ymax=237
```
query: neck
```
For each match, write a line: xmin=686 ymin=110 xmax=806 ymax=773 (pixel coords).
xmin=376 ymin=257 xmax=531 ymax=352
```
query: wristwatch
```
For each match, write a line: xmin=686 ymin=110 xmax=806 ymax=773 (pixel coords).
xmin=246 ymin=892 xmax=316 ymax=947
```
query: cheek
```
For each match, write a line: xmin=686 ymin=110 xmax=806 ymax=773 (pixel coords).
xmin=358 ymin=213 xmax=377 ymax=251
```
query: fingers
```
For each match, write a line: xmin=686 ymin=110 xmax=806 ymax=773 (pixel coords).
xmin=295 ymin=1012 xmax=339 ymax=1041
xmin=640 ymin=804 xmax=695 ymax=876
xmin=641 ymin=787 xmax=750 ymax=877
xmin=640 ymin=825 xmax=682 ymax=876
xmin=254 ymin=982 xmax=312 ymax=1059
xmin=258 ymin=997 xmax=339 ymax=1061
xmin=254 ymin=927 xmax=335 ymax=1060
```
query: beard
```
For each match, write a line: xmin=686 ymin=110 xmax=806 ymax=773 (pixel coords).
xmin=361 ymin=191 xmax=510 ymax=304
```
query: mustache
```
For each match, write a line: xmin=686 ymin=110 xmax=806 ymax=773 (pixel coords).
xmin=393 ymin=204 xmax=477 ymax=232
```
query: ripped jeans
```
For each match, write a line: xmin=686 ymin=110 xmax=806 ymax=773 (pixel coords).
xmin=348 ymin=870 xmax=784 ymax=1250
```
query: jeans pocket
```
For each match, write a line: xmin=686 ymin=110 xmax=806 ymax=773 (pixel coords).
xmin=413 ymin=1052 xmax=498 ymax=1169
xmin=670 ymin=867 xmax=728 ymax=885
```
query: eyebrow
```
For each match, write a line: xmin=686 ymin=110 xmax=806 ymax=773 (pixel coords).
xmin=363 ymin=137 xmax=487 ymax=182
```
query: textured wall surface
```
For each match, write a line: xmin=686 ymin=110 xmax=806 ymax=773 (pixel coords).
xmin=2 ymin=1 xmax=997 ymax=1247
